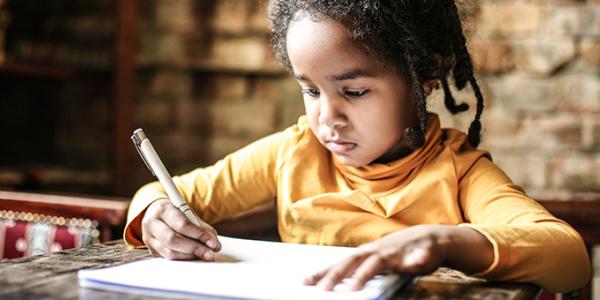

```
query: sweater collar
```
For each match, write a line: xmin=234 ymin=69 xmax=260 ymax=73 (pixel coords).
xmin=333 ymin=113 xmax=443 ymax=181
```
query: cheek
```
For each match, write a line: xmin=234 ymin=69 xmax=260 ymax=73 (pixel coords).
xmin=368 ymin=120 xmax=403 ymax=145
xmin=303 ymin=100 xmax=321 ymax=132
xmin=382 ymin=92 xmax=414 ymax=129
xmin=360 ymin=97 xmax=409 ymax=142
xmin=303 ymin=99 xmax=317 ymax=119
xmin=366 ymin=98 xmax=404 ymax=127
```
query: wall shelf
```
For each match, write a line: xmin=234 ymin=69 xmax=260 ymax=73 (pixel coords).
xmin=0 ymin=61 xmax=75 ymax=79
xmin=1 ymin=0 xmax=137 ymax=196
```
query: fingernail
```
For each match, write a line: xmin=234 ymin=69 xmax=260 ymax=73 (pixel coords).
xmin=207 ymin=239 xmax=217 ymax=249
xmin=203 ymin=250 xmax=214 ymax=261
xmin=317 ymin=279 xmax=333 ymax=291
xmin=350 ymin=279 xmax=362 ymax=291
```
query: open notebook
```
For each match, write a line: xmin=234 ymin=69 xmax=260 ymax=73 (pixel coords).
xmin=78 ymin=236 xmax=410 ymax=300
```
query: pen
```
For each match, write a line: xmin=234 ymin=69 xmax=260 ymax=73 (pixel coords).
xmin=131 ymin=129 xmax=203 ymax=227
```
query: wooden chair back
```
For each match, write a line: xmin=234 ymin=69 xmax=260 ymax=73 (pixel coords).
xmin=0 ymin=190 xmax=129 ymax=258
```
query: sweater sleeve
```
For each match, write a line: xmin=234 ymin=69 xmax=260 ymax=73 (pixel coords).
xmin=457 ymin=157 xmax=591 ymax=293
xmin=123 ymin=126 xmax=297 ymax=247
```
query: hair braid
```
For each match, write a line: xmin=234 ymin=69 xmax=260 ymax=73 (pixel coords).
xmin=397 ymin=13 xmax=429 ymax=149
xmin=413 ymin=81 xmax=428 ymax=148
xmin=447 ymin=2 xmax=484 ymax=147
xmin=441 ymin=78 xmax=469 ymax=114
xmin=468 ymin=77 xmax=484 ymax=147
xmin=401 ymin=48 xmax=427 ymax=149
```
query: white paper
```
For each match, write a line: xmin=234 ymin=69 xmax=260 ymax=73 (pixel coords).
xmin=78 ymin=236 xmax=408 ymax=300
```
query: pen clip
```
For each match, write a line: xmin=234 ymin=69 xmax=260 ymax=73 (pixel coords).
xmin=131 ymin=129 xmax=156 ymax=177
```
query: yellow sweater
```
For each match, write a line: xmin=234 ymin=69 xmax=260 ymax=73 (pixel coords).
xmin=124 ymin=114 xmax=591 ymax=293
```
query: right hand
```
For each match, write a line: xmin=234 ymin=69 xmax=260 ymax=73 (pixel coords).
xmin=141 ymin=198 xmax=222 ymax=261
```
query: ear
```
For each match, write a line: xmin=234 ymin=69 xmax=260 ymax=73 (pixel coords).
xmin=422 ymin=79 xmax=438 ymax=96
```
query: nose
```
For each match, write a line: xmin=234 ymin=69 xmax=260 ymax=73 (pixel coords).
xmin=318 ymin=95 xmax=347 ymax=129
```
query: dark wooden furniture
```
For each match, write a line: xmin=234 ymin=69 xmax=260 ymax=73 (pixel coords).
xmin=0 ymin=0 xmax=137 ymax=196
xmin=0 ymin=190 xmax=129 ymax=242
xmin=537 ymin=198 xmax=600 ymax=245
xmin=0 ymin=189 xmax=276 ymax=246
xmin=113 ymin=0 xmax=137 ymax=196
xmin=0 ymin=240 xmax=540 ymax=300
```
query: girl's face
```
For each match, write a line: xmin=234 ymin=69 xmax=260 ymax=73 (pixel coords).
xmin=286 ymin=17 xmax=417 ymax=167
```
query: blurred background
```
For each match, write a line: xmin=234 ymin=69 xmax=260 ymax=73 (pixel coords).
xmin=0 ymin=0 xmax=300 ymax=196
xmin=0 ymin=0 xmax=599 ymax=199
xmin=0 ymin=0 xmax=599 ymax=296
xmin=1 ymin=0 xmax=599 ymax=200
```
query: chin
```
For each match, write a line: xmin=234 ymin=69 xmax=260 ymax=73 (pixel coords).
xmin=334 ymin=155 xmax=368 ymax=168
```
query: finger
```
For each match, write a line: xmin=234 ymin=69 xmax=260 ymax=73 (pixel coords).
xmin=142 ymin=219 xmax=159 ymax=256
xmin=193 ymin=245 xmax=216 ymax=262
xmin=163 ymin=204 xmax=219 ymax=240
xmin=147 ymin=236 xmax=196 ymax=260
xmin=144 ymin=234 xmax=160 ymax=257
xmin=143 ymin=233 xmax=160 ymax=257
xmin=304 ymin=253 xmax=365 ymax=286
xmin=317 ymin=255 xmax=367 ymax=291
xmin=144 ymin=198 xmax=170 ymax=220
xmin=141 ymin=200 xmax=169 ymax=241
xmin=149 ymin=200 xmax=222 ymax=253
xmin=149 ymin=218 xmax=211 ymax=256
xmin=349 ymin=255 xmax=386 ymax=290
xmin=162 ymin=204 xmax=221 ymax=251
xmin=304 ymin=267 xmax=329 ymax=285
xmin=152 ymin=199 xmax=222 ymax=251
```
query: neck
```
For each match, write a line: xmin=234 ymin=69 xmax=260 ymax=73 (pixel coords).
xmin=372 ymin=139 xmax=415 ymax=165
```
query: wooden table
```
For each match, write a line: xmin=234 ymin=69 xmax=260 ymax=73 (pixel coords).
xmin=0 ymin=241 xmax=540 ymax=300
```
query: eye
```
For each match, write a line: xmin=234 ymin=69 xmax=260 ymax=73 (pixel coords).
xmin=301 ymin=88 xmax=320 ymax=98
xmin=344 ymin=89 xmax=369 ymax=98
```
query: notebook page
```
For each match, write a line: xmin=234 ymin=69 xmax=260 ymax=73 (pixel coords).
xmin=78 ymin=236 xmax=407 ymax=300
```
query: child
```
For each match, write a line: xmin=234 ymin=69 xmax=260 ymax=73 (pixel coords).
xmin=124 ymin=0 xmax=591 ymax=293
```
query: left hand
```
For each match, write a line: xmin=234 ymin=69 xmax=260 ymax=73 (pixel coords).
xmin=304 ymin=225 xmax=452 ymax=291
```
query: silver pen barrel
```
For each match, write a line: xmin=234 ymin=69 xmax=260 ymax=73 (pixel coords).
xmin=131 ymin=129 xmax=155 ymax=176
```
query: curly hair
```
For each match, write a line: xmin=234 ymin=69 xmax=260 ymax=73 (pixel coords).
xmin=268 ymin=0 xmax=484 ymax=148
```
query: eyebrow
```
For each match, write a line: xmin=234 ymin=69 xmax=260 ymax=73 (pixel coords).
xmin=292 ymin=68 xmax=377 ymax=82
xmin=292 ymin=73 xmax=310 ymax=81
xmin=330 ymin=69 xmax=376 ymax=81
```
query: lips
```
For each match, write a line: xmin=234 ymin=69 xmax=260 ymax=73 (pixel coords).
xmin=326 ymin=140 xmax=357 ymax=153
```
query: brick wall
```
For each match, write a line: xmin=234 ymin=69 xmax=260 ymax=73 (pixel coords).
xmin=131 ymin=0 xmax=303 ymax=190
xmin=426 ymin=0 xmax=600 ymax=200
xmin=135 ymin=0 xmax=600 ymax=200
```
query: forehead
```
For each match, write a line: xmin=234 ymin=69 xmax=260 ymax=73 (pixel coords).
xmin=286 ymin=17 xmax=384 ymax=76
xmin=287 ymin=16 xmax=349 ymax=49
